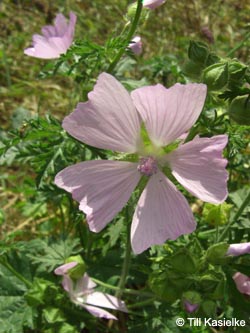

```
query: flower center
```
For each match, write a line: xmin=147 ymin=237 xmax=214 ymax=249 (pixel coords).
xmin=137 ymin=156 xmax=158 ymax=176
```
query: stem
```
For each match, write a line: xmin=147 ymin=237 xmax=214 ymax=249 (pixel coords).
xmin=91 ymin=278 xmax=154 ymax=297
xmin=116 ymin=208 xmax=132 ymax=298
xmin=107 ymin=0 xmax=143 ymax=73
xmin=128 ymin=297 xmax=157 ymax=309
xmin=218 ymin=190 xmax=250 ymax=242
xmin=226 ymin=31 xmax=250 ymax=57
xmin=0 ymin=259 xmax=32 ymax=288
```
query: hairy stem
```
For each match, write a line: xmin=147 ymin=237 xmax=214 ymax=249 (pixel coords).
xmin=218 ymin=190 xmax=250 ymax=242
xmin=0 ymin=259 xmax=32 ymax=288
xmin=107 ymin=0 xmax=143 ymax=73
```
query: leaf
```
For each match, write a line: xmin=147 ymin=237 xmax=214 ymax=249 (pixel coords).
xmin=28 ymin=238 xmax=81 ymax=272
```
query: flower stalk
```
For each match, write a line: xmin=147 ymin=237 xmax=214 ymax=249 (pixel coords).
xmin=107 ymin=0 xmax=143 ymax=73
xmin=0 ymin=258 xmax=32 ymax=288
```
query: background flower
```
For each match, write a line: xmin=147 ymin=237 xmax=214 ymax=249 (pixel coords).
xmin=55 ymin=263 xmax=128 ymax=320
xmin=143 ymin=0 xmax=166 ymax=10
xmin=233 ymin=272 xmax=250 ymax=296
xmin=129 ymin=36 xmax=143 ymax=55
xmin=227 ymin=243 xmax=250 ymax=256
xmin=24 ymin=12 xmax=76 ymax=59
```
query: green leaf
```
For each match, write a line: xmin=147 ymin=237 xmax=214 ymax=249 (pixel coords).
xmin=28 ymin=238 xmax=81 ymax=272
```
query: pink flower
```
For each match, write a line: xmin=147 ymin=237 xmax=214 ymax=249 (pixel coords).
xmin=143 ymin=0 xmax=166 ymax=9
xmin=129 ymin=36 xmax=143 ymax=55
xmin=54 ymin=262 xmax=128 ymax=320
xmin=183 ymin=300 xmax=199 ymax=313
xmin=227 ymin=243 xmax=250 ymax=256
xmin=24 ymin=12 xmax=76 ymax=59
xmin=233 ymin=272 xmax=250 ymax=296
xmin=55 ymin=72 xmax=228 ymax=254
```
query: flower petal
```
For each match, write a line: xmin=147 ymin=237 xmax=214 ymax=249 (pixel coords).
xmin=131 ymin=171 xmax=196 ymax=254
xmin=54 ymin=262 xmax=78 ymax=275
xmin=233 ymin=272 xmax=250 ymax=295
xmin=131 ymin=83 xmax=207 ymax=147
xmin=227 ymin=243 xmax=250 ymax=256
xmin=55 ymin=160 xmax=141 ymax=232
xmin=63 ymin=73 xmax=142 ymax=153
xmin=85 ymin=292 xmax=128 ymax=312
xmin=81 ymin=304 xmax=118 ymax=320
xmin=76 ymin=273 xmax=97 ymax=291
xmin=165 ymin=135 xmax=228 ymax=203
xmin=143 ymin=0 xmax=166 ymax=9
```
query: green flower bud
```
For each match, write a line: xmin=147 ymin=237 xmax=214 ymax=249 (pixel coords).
xmin=206 ymin=242 xmax=229 ymax=265
xmin=202 ymin=202 xmax=233 ymax=226
xmin=188 ymin=40 xmax=209 ymax=65
xmin=228 ymin=95 xmax=250 ymax=125
xmin=171 ymin=249 xmax=197 ymax=274
xmin=65 ymin=255 xmax=86 ymax=279
xmin=202 ymin=62 xmax=229 ymax=91
xmin=126 ymin=3 xmax=148 ymax=23
xmin=205 ymin=53 xmax=221 ymax=67
xmin=201 ymin=300 xmax=216 ymax=317
xmin=228 ymin=60 xmax=247 ymax=81
xmin=182 ymin=59 xmax=204 ymax=79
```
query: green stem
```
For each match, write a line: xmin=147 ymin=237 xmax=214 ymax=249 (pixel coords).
xmin=107 ymin=0 xmax=143 ymax=73
xmin=128 ymin=297 xmax=157 ymax=309
xmin=116 ymin=208 xmax=132 ymax=298
xmin=0 ymin=259 xmax=32 ymax=288
xmin=218 ymin=190 xmax=250 ymax=242
xmin=91 ymin=277 xmax=154 ymax=297
xmin=226 ymin=32 xmax=250 ymax=58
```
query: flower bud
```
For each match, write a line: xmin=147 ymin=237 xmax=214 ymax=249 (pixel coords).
xmin=143 ymin=0 xmax=166 ymax=10
xmin=202 ymin=62 xmax=228 ymax=91
xmin=206 ymin=242 xmax=229 ymax=265
xmin=188 ymin=40 xmax=209 ymax=65
xmin=127 ymin=3 xmax=148 ymax=23
xmin=228 ymin=95 xmax=250 ymax=125
xmin=182 ymin=291 xmax=201 ymax=313
xmin=228 ymin=60 xmax=247 ymax=81
xmin=129 ymin=36 xmax=143 ymax=55
xmin=65 ymin=255 xmax=86 ymax=279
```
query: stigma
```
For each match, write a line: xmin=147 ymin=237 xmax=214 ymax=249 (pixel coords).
xmin=137 ymin=156 xmax=158 ymax=176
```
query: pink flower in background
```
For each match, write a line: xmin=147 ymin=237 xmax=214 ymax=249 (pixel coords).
xmin=143 ymin=0 xmax=166 ymax=9
xmin=54 ymin=262 xmax=128 ymax=320
xmin=183 ymin=300 xmax=199 ymax=313
xmin=129 ymin=36 xmax=143 ymax=55
xmin=24 ymin=12 xmax=76 ymax=59
xmin=233 ymin=272 xmax=250 ymax=296
xmin=55 ymin=72 xmax=228 ymax=254
xmin=227 ymin=243 xmax=250 ymax=256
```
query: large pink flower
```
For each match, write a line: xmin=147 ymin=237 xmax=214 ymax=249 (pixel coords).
xmin=55 ymin=73 xmax=228 ymax=254
xmin=54 ymin=262 xmax=128 ymax=320
xmin=24 ymin=12 xmax=76 ymax=59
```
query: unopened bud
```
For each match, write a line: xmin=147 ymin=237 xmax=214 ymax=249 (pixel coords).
xmin=202 ymin=62 xmax=228 ymax=90
xmin=188 ymin=40 xmax=209 ymax=65
xmin=228 ymin=95 xmax=250 ymax=125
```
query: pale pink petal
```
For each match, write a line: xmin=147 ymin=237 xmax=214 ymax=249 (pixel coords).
xmin=63 ymin=73 xmax=142 ymax=153
xmin=24 ymin=12 xmax=76 ymax=59
xmin=165 ymin=135 xmax=228 ymax=204
xmin=54 ymin=13 xmax=68 ymax=36
xmin=85 ymin=292 xmax=128 ymax=312
xmin=227 ymin=243 xmax=250 ymax=256
xmin=131 ymin=83 xmax=207 ymax=147
xmin=233 ymin=272 xmax=250 ymax=295
xmin=54 ymin=262 xmax=78 ymax=276
xmin=76 ymin=273 xmax=97 ymax=291
xmin=129 ymin=36 xmax=143 ymax=55
xmin=81 ymin=304 xmax=118 ymax=320
xmin=61 ymin=275 xmax=73 ymax=293
xmin=131 ymin=171 xmax=196 ymax=254
xmin=143 ymin=0 xmax=166 ymax=9
xmin=55 ymin=160 xmax=141 ymax=232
